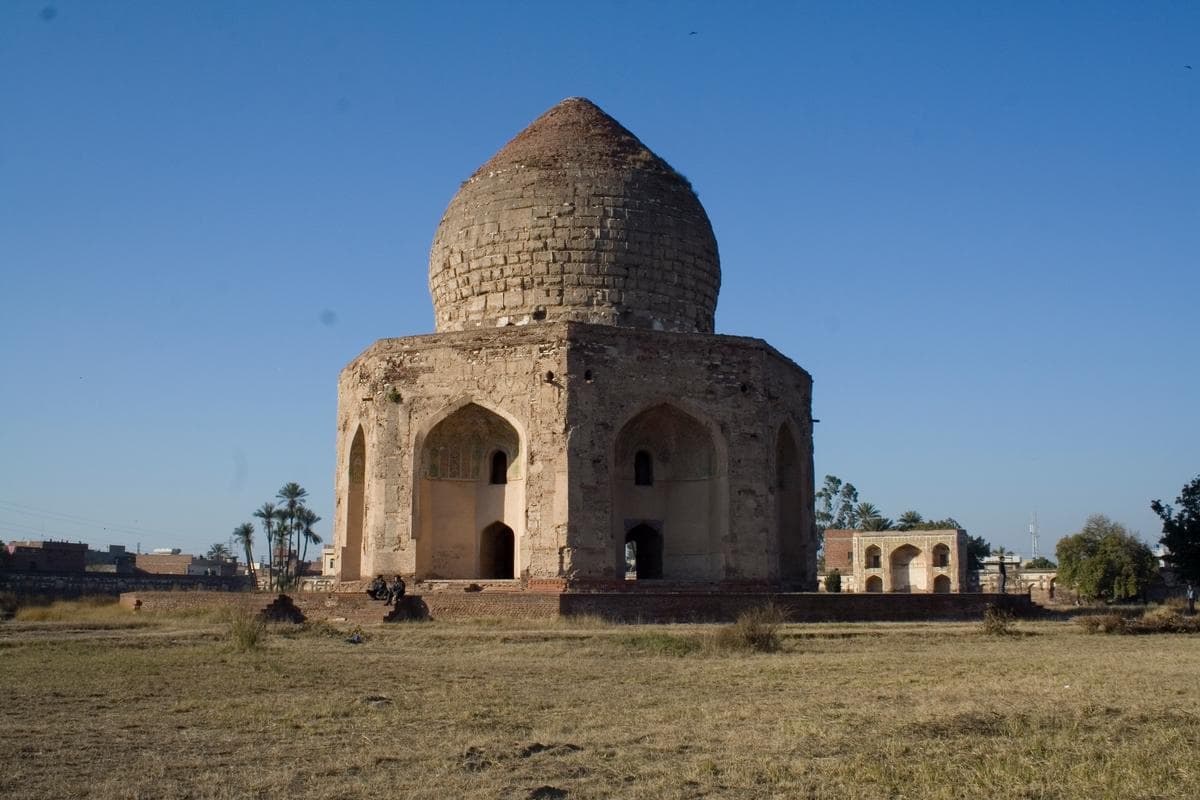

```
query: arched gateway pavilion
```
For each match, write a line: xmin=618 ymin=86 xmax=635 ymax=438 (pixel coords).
xmin=332 ymin=98 xmax=817 ymax=592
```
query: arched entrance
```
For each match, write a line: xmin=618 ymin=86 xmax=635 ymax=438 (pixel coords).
xmin=775 ymin=424 xmax=807 ymax=583
xmin=933 ymin=574 xmax=951 ymax=593
xmin=415 ymin=403 xmax=524 ymax=580
xmin=890 ymin=544 xmax=926 ymax=593
xmin=612 ymin=403 xmax=726 ymax=580
xmin=625 ymin=523 xmax=663 ymax=580
xmin=480 ymin=522 xmax=515 ymax=579
xmin=866 ymin=575 xmax=883 ymax=593
xmin=341 ymin=426 xmax=366 ymax=580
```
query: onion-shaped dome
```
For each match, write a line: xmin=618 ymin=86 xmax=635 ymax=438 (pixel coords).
xmin=429 ymin=98 xmax=720 ymax=333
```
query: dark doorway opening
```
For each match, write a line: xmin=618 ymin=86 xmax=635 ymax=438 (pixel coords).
xmin=624 ymin=524 xmax=663 ymax=579
xmin=480 ymin=522 xmax=515 ymax=579
xmin=489 ymin=451 xmax=508 ymax=485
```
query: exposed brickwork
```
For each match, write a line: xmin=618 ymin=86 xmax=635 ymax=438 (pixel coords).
xmin=336 ymin=323 xmax=814 ymax=585
xmin=429 ymin=98 xmax=720 ymax=334
xmin=335 ymin=96 xmax=816 ymax=596
xmin=3 ymin=571 xmax=251 ymax=602
xmin=121 ymin=590 xmax=1033 ymax=624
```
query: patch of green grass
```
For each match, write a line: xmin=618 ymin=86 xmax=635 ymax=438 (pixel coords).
xmin=614 ymin=630 xmax=703 ymax=656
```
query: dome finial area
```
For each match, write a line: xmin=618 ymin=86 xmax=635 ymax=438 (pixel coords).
xmin=429 ymin=98 xmax=720 ymax=334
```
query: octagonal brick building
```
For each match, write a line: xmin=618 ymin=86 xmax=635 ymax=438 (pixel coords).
xmin=333 ymin=98 xmax=816 ymax=591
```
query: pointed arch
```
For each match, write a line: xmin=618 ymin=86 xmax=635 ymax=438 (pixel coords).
xmin=341 ymin=425 xmax=366 ymax=580
xmin=890 ymin=544 xmax=926 ymax=593
xmin=611 ymin=401 xmax=728 ymax=581
xmin=414 ymin=402 xmax=525 ymax=580
xmin=775 ymin=422 xmax=807 ymax=583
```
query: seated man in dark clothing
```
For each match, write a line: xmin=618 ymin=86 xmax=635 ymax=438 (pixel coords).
xmin=387 ymin=575 xmax=406 ymax=605
xmin=367 ymin=575 xmax=387 ymax=601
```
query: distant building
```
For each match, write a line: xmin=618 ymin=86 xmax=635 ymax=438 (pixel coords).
xmin=85 ymin=544 xmax=135 ymax=574
xmin=4 ymin=540 xmax=88 ymax=573
xmin=135 ymin=552 xmax=239 ymax=577
xmin=822 ymin=529 xmax=968 ymax=593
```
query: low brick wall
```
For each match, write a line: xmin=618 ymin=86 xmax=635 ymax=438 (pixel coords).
xmin=563 ymin=592 xmax=1032 ymax=623
xmin=120 ymin=589 xmax=1032 ymax=624
xmin=2 ymin=571 xmax=251 ymax=602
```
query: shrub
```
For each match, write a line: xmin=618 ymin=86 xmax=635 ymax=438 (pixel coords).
xmin=712 ymin=604 xmax=786 ymax=653
xmin=228 ymin=610 xmax=267 ymax=651
xmin=0 ymin=591 xmax=17 ymax=619
xmin=825 ymin=570 xmax=842 ymax=593
xmin=981 ymin=604 xmax=1016 ymax=636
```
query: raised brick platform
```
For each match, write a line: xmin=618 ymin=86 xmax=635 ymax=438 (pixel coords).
xmin=120 ymin=589 xmax=1033 ymax=624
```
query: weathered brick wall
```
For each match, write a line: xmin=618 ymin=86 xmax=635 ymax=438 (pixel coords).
xmin=336 ymin=325 xmax=570 ymax=582
xmin=336 ymin=323 xmax=815 ymax=588
xmin=565 ymin=324 xmax=814 ymax=585
xmin=2 ymin=571 xmax=251 ymax=602
xmin=824 ymin=530 xmax=854 ymax=573
xmin=428 ymin=98 xmax=720 ymax=334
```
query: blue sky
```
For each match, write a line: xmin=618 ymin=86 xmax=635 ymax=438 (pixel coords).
xmin=1 ymin=1 xmax=1196 ymax=559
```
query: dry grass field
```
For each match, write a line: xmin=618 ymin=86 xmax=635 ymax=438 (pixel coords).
xmin=1 ymin=602 xmax=1198 ymax=800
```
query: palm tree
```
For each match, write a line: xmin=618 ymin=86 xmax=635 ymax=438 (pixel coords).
xmin=854 ymin=502 xmax=882 ymax=529
xmin=276 ymin=483 xmax=308 ymax=587
xmin=206 ymin=542 xmax=233 ymax=561
xmin=232 ymin=522 xmax=256 ymax=582
xmin=297 ymin=506 xmax=323 ymax=568
xmin=253 ymin=502 xmax=278 ymax=590
xmin=897 ymin=511 xmax=924 ymax=531
xmin=273 ymin=507 xmax=292 ymax=588
xmin=862 ymin=516 xmax=895 ymax=531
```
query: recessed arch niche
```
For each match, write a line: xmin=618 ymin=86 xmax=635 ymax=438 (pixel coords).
xmin=775 ymin=423 xmax=807 ymax=582
xmin=612 ymin=403 xmax=727 ymax=580
xmin=340 ymin=426 xmax=366 ymax=580
xmin=415 ymin=403 xmax=524 ymax=580
xmin=890 ymin=544 xmax=926 ymax=593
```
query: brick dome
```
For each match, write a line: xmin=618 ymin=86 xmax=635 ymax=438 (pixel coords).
xmin=429 ymin=98 xmax=720 ymax=333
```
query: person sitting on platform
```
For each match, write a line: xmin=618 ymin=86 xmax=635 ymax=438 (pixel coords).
xmin=367 ymin=575 xmax=387 ymax=601
xmin=387 ymin=575 xmax=406 ymax=606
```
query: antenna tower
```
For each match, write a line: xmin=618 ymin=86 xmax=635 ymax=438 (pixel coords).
xmin=1029 ymin=513 xmax=1039 ymax=561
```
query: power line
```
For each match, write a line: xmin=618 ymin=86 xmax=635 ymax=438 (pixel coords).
xmin=0 ymin=499 xmax=189 ymax=540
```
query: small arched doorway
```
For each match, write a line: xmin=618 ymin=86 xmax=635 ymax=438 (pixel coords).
xmin=866 ymin=575 xmax=883 ymax=593
xmin=625 ymin=524 xmax=663 ymax=580
xmin=479 ymin=522 xmax=515 ymax=579
xmin=933 ymin=574 xmax=951 ymax=593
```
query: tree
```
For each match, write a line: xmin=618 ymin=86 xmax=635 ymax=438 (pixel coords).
xmin=897 ymin=511 xmax=924 ymax=531
xmin=825 ymin=569 xmax=842 ymax=593
xmin=206 ymin=542 xmax=232 ymax=561
xmin=966 ymin=535 xmax=991 ymax=571
xmin=233 ymin=522 xmax=256 ymax=581
xmin=276 ymin=482 xmax=309 ymax=588
xmin=297 ymin=506 xmax=323 ymax=566
xmin=853 ymin=502 xmax=881 ymax=528
xmin=816 ymin=475 xmax=859 ymax=530
xmin=253 ymin=502 xmax=278 ymax=589
xmin=1055 ymin=514 xmax=1158 ymax=603
xmin=1025 ymin=556 xmax=1057 ymax=570
xmin=1152 ymin=475 xmax=1200 ymax=586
